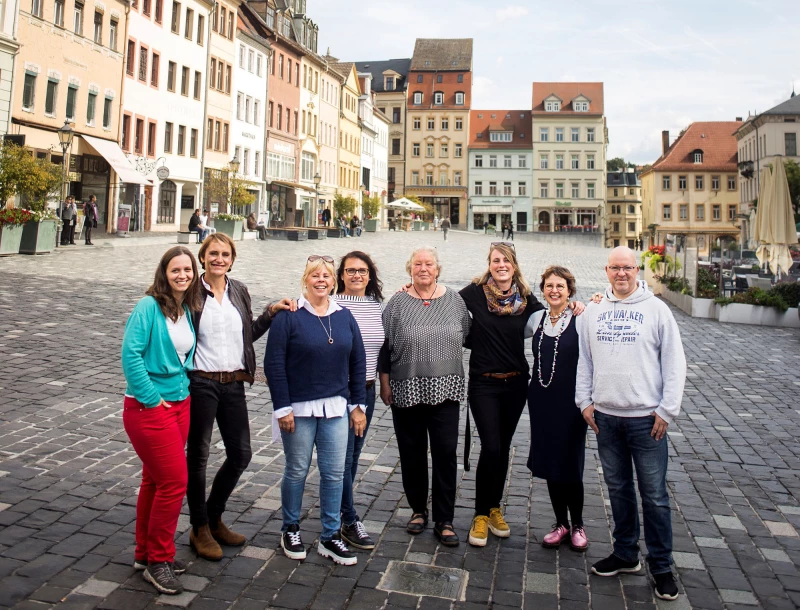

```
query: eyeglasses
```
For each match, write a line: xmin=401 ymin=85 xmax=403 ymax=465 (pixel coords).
xmin=607 ymin=265 xmax=638 ymax=273
xmin=344 ymin=268 xmax=369 ymax=277
xmin=308 ymin=255 xmax=334 ymax=263
xmin=491 ymin=242 xmax=515 ymax=249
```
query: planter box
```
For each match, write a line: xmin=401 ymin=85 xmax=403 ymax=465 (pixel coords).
xmin=327 ymin=228 xmax=346 ymax=238
xmin=662 ymin=288 xmax=716 ymax=319
xmin=19 ymin=219 xmax=58 ymax=254
xmin=0 ymin=223 xmax=25 ymax=256
xmin=643 ymin=266 xmax=664 ymax=295
xmin=364 ymin=218 xmax=379 ymax=232
xmin=716 ymin=303 xmax=800 ymax=328
xmin=307 ymin=228 xmax=328 ymax=239
xmin=214 ymin=219 xmax=243 ymax=241
xmin=421 ymin=222 xmax=430 ymax=231
xmin=412 ymin=220 xmax=422 ymax=231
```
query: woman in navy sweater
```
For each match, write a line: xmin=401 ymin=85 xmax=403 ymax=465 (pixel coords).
xmin=265 ymin=255 xmax=367 ymax=566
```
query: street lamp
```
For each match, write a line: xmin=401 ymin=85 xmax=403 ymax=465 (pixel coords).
xmin=55 ymin=120 xmax=74 ymax=249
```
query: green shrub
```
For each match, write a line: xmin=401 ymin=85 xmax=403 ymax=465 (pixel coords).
xmin=769 ymin=282 xmax=800 ymax=307
xmin=714 ymin=288 xmax=789 ymax=312
xmin=696 ymin=267 xmax=719 ymax=299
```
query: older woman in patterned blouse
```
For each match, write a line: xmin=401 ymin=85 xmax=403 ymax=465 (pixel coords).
xmin=378 ymin=246 xmax=471 ymax=547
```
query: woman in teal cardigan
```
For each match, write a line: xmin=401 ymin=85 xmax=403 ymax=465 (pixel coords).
xmin=121 ymin=246 xmax=202 ymax=596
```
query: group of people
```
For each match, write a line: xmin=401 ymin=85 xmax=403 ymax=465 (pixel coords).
xmin=60 ymin=194 xmax=99 ymax=245
xmin=122 ymin=237 xmax=686 ymax=602
xmin=188 ymin=209 xmax=214 ymax=243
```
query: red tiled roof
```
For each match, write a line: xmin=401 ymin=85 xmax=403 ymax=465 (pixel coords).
xmin=652 ymin=122 xmax=740 ymax=172
xmin=469 ymin=110 xmax=530 ymax=148
xmin=532 ymin=82 xmax=604 ymax=115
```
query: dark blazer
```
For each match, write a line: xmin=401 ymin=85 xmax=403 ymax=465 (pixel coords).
xmin=191 ymin=276 xmax=272 ymax=383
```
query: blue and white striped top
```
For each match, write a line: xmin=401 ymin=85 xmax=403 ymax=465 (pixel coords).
xmin=334 ymin=294 xmax=385 ymax=381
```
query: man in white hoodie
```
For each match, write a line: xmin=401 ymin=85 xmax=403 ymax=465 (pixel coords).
xmin=576 ymin=247 xmax=686 ymax=601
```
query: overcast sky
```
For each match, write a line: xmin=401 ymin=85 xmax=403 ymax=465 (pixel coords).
xmin=312 ymin=0 xmax=799 ymax=164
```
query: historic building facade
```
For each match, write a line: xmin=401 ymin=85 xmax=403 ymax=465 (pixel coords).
xmin=606 ymin=169 xmax=642 ymax=249
xmin=0 ymin=0 xmax=19 ymax=136
xmin=329 ymin=59 xmax=361 ymax=204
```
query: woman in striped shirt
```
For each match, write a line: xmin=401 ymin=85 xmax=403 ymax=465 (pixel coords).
xmin=334 ymin=251 xmax=386 ymax=551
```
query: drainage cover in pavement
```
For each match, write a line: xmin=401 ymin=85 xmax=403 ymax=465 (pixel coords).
xmin=377 ymin=560 xmax=468 ymax=600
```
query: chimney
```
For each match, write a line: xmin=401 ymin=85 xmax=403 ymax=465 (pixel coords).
xmin=735 ymin=116 xmax=743 ymax=122
xmin=661 ymin=130 xmax=670 ymax=155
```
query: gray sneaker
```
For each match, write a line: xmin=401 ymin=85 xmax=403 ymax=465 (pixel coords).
xmin=143 ymin=562 xmax=183 ymax=595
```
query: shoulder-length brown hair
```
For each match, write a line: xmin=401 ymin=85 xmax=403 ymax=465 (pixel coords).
xmin=146 ymin=246 xmax=203 ymax=321
xmin=472 ymin=243 xmax=532 ymax=295
xmin=539 ymin=265 xmax=576 ymax=298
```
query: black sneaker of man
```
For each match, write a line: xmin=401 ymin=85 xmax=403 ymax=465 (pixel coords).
xmin=591 ymin=554 xmax=642 ymax=576
xmin=281 ymin=524 xmax=307 ymax=560
xmin=143 ymin=562 xmax=183 ymax=595
xmin=340 ymin=521 xmax=375 ymax=550
xmin=654 ymin=572 xmax=679 ymax=600
xmin=318 ymin=537 xmax=357 ymax=566
xmin=134 ymin=559 xmax=186 ymax=574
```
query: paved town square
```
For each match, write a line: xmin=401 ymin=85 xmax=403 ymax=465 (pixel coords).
xmin=1 ymin=231 xmax=799 ymax=610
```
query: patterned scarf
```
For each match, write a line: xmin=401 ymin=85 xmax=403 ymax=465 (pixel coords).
xmin=483 ymin=277 xmax=527 ymax=316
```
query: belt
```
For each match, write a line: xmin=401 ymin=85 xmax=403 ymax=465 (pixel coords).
xmin=366 ymin=380 xmax=375 ymax=389
xmin=481 ymin=372 xmax=522 ymax=379
xmin=193 ymin=370 xmax=253 ymax=384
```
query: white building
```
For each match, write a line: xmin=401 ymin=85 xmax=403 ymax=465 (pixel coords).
xmin=468 ymin=110 xmax=533 ymax=232
xmin=0 ymin=0 xmax=20 ymax=136
xmin=122 ymin=0 xmax=212 ymax=231
xmin=531 ymin=82 xmax=608 ymax=234
xmin=317 ymin=65 xmax=339 ymax=220
xmin=299 ymin=54 xmax=323 ymax=225
xmin=358 ymin=70 xmax=375 ymax=215
xmin=232 ymin=16 xmax=270 ymax=215
xmin=372 ymin=105 xmax=389 ymax=220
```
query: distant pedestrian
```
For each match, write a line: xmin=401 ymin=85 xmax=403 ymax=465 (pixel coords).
xmin=322 ymin=208 xmax=331 ymax=227
xmin=577 ymin=246 xmax=686 ymax=601
xmin=121 ymin=246 xmax=203 ymax=595
xmin=483 ymin=220 xmax=489 ymax=235
xmin=440 ymin=217 xmax=451 ymax=241
xmin=507 ymin=220 xmax=514 ymax=241
xmin=189 ymin=209 xmax=209 ymax=242
xmin=61 ymin=196 xmax=77 ymax=245
xmin=433 ymin=216 xmax=439 ymax=231
xmin=83 ymin=195 xmax=98 ymax=245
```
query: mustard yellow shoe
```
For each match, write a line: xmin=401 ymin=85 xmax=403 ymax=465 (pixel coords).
xmin=488 ymin=507 xmax=511 ymax=538
xmin=468 ymin=515 xmax=489 ymax=547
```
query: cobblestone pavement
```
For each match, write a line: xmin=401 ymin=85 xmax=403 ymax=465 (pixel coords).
xmin=0 ymin=230 xmax=799 ymax=610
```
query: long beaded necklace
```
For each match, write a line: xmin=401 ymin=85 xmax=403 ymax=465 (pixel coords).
xmin=537 ymin=308 xmax=568 ymax=388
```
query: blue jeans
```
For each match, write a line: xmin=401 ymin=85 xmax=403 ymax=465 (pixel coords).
xmin=191 ymin=227 xmax=209 ymax=242
xmin=341 ymin=385 xmax=376 ymax=525
xmin=595 ymin=411 xmax=672 ymax=574
xmin=281 ymin=414 xmax=348 ymax=541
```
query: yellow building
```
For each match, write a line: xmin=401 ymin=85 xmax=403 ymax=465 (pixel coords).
xmin=606 ymin=169 xmax=643 ymax=249
xmin=641 ymin=122 xmax=741 ymax=257
xmin=10 ymin=0 xmax=144 ymax=231
xmin=329 ymin=60 xmax=361 ymax=203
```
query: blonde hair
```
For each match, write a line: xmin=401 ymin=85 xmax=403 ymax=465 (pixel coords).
xmin=405 ymin=246 xmax=442 ymax=278
xmin=473 ymin=243 xmax=532 ymax=295
xmin=301 ymin=258 xmax=337 ymax=295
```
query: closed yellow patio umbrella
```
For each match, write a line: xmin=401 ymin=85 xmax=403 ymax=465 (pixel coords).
xmin=755 ymin=158 xmax=797 ymax=276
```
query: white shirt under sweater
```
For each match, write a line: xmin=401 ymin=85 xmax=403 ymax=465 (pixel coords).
xmin=272 ymin=296 xmax=364 ymax=442
xmin=334 ymin=294 xmax=384 ymax=381
xmin=194 ymin=276 xmax=246 ymax=373
xmin=165 ymin=313 xmax=193 ymax=365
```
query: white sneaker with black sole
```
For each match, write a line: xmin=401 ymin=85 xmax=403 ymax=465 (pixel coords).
xmin=143 ymin=562 xmax=183 ymax=595
xmin=318 ymin=537 xmax=357 ymax=566
xmin=281 ymin=524 xmax=307 ymax=560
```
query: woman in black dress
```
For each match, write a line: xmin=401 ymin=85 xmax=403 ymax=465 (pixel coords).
xmin=526 ymin=265 xmax=589 ymax=551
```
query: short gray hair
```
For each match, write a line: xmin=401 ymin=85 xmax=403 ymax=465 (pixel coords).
xmin=405 ymin=246 xmax=442 ymax=277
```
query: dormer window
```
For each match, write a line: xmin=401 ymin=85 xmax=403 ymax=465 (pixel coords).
xmin=413 ymin=92 xmax=422 ymax=105
xmin=490 ymin=132 xmax=512 ymax=142
xmin=693 ymin=151 xmax=703 ymax=163
xmin=385 ymin=76 xmax=395 ymax=91
xmin=455 ymin=92 xmax=464 ymax=105
xmin=434 ymin=91 xmax=443 ymax=105
xmin=545 ymin=101 xmax=560 ymax=112
xmin=574 ymin=101 xmax=589 ymax=111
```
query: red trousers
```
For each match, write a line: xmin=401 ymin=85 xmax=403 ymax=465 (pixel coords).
xmin=123 ymin=395 xmax=190 ymax=564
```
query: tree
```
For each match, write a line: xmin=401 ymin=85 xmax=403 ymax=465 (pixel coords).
xmin=361 ymin=193 xmax=381 ymax=219
xmin=333 ymin=193 xmax=357 ymax=219
xmin=607 ymin=157 xmax=627 ymax=172
xmin=783 ymin=159 xmax=800 ymax=220
xmin=203 ymin=163 xmax=255 ymax=215
xmin=0 ymin=143 xmax=62 ymax=211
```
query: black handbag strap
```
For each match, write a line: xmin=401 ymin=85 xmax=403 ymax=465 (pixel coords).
xmin=463 ymin=395 xmax=471 ymax=472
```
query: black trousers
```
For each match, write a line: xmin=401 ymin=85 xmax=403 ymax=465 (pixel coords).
xmin=61 ymin=220 xmax=75 ymax=244
xmin=391 ymin=400 xmax=459 ymax=523
xmin=85 ymin=222 xmax=93 ymax=244
xmin=469 ymin=375 xmax=527 ymax=515
xmin=547 ymin=480 xmax=584 ymax=527
xmin=186 ymin=376 xmax=252 ymax=528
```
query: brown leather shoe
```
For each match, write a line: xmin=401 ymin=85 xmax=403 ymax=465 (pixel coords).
xmin=190 ymin=525 xmax=223 ymax=561
xmin=210 ymin=520 xmax=246 ymax=546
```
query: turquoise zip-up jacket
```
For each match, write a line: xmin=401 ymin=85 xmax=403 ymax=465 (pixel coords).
xmin=122 ymin=296 xmax=196 ymax=407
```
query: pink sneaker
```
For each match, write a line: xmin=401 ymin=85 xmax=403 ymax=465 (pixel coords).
xmin=570 ymin=525 xmax=589 ymax=551
xmin=542 ymin=524 xmax=570 ymax=548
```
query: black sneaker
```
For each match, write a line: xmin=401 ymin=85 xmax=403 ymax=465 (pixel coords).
xmin=318 ymin=537 xmax=357 ymax=566
xmin=591 ymin=554 xmax=642 ymax=576
xmin=340 ymin=521 xmax=375 ymax=550
xmin=281 ymin=524 xmax=306 ymax=560
xmin=654 ymin=572 xmax=679 ymax=600
xmin=134 ymin=559 xmax=186 ymax=574
xmin=143 ymin=562 xmax=183 ymax=595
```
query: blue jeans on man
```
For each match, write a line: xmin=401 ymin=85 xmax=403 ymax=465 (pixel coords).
xmin=281 ymin=415 xmax=348 ymax=541
xmin=191 ymin=227 xmax=209 ymax=242
xmin=341 ymin=385 xmax=376 ymax=526
xmin=595 ymin=411 xmax=672 ymax=574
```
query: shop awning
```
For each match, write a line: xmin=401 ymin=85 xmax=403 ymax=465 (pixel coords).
xmin=81 ymin=135 xmax=151 ymax=185
xmin=270 ymin=180 xmax=316 ymax=196
xmin=472 ymin=205 xmax=512 ymax=214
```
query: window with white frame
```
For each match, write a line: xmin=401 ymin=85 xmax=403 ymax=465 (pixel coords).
xmin=301 ymin=152 xmax=315 ymax=181
xmin=728 ymin=175 xmax=736 ymax=190
xmin=474 ymin=181 xmax=482 ymax=195
xmin=540 ymin=183 xmax=548 ymax=198
xmin=679 ymin=204 xmax=688 ymax=220
xmin=489 ymin=132 xmax=512 ymax=142
xmin=425 ymin=171 xmax=433 ymax=185
xmin=587 ymin=127 xmax=595 ymax=142
xmin=412 ymin=143 xmax=420 ymax=157
xmin=540 ymin=155 xmax=548 ymax=169
xmin=455 ymin=117 xmax=463 ymax=130
xmin=454 ymin=171 xmax=461 ymax=186
xmin=503 ymin=155 xmax=511 ymax=168
xmin=243 ymin=149 xmax=250 ymax=175
xmin=555 ymin=127 xmax=564 ymax=142
xmin=455 ymin=92 xmax=464 ymax=105
xmin=454 ymin=143 xmax=462 ymax=157
xmin=556 ymin=154 xmax=564 ymax=170
xmin=254 ymin=151 xmax=260 ymax=176
xmin=587 ymin=154 xmax=595 ymax=170
xmin=426 ymin=143 xmax=433 ymax=157
xmin=518 ymin=155 xmax=526 ymax=168
xmin=571 ymin=127 xmax=580 ymax=142
xmin=440 ymin=143 xmax=448 ymax=157
xmin=412 ymin=117 xmax=420 ymax=130
xmin=413 ymin=92 xmax=422 ymax=104
xmin=518 ymin=182 xmax=526 ymax=196
xmin=488 ymin=181 xmax=497 ymax=195
xmin=236 ymin=93 xmax=243 ymax=120
xmin=571 ymin=154 xmax=579 ymax=170
xmin=503 ymin=182 xmax=511 ymax=195
xmin=662 ymin=175 xmax=671 ymax=190
xmin=587 ymin=183 xmax=595 ymax=198
xmin=489 ymin=155 xmax=497 ymax=168
xmin=474 ymin=155 xmax=482 ymax=167
xmin=574 ymin=101 xmax=588 ymax=111
xmin=694 ymin=151 xmax=703 ymax=163
xmin=439 ymin=172 xmax=447 ymax=186
xmin=434 ymin=92 xmax=443 ymax=105
xmin=571 ymin=183 xmax=579 ymax=198
xmin=427 ymin=117 xmax=434 ymax=130
xmin=441 ymin=117 xmax=448 ymax=130
xmin=411 ymin=170 xmax=419 ymax=185
xmin=556 ymin=183 xmax=564 ymax=198
xmin=539 ymin=127 xmax=548 ymax=142
xmin=711 ymin=175 xmax=720 ymax=190
xmin=545 ymin=100 xmax=560 ymax=112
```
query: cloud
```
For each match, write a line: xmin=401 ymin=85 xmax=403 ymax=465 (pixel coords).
xmin=496 ymin=56 xmax=503 ymax=67
xmin=495 ymin=5 xmax=528 ymax=21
